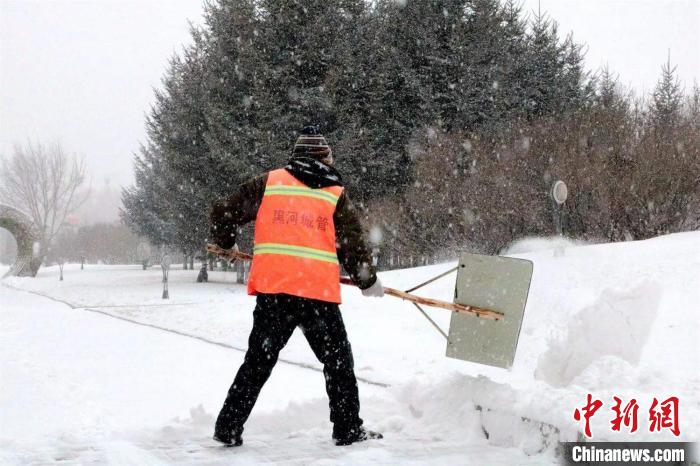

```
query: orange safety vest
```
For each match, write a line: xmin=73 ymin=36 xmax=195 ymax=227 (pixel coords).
xmin=247 ymin=168 xmax=343 ymax=303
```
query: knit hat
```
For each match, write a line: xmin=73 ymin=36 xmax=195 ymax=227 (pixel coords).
xmin=292 ymin=126 xmax=332 ymax=160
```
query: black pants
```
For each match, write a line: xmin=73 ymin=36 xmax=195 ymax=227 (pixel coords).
xmin=215 ymin=293 xmax=363 ymax=437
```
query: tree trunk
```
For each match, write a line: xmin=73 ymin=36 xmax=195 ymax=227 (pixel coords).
xmin=236 ymin=260 xmax=245 ymax=284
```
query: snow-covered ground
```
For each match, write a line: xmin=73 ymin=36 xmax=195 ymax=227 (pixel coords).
xmin=1 ymin=232 xmax=698 ymax=464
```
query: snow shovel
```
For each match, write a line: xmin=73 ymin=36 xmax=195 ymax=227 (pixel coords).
xmin=446 ymin=253 xmax=533 ymax=369
xmin=205 ymin=243 xmax=503 ymax=321
xmin=336 ymin=249 xmax=533 ymax=369
xmin=388 ymin=252 xmax=533 ymax=369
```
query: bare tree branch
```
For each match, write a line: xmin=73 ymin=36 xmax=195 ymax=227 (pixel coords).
xmin=0 ymin=141 xmax=90 ymax=258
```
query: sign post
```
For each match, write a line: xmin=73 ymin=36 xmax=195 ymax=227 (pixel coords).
xmin=161 ymin=254 xmax=171 ymax=299
xmin=551 ymin=180 xmax=568 ymax=235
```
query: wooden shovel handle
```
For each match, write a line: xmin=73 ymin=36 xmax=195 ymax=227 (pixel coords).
xmin=206 ymin=244 xmax=503 ymax=321
xmin=207 ymin=244 xmax=253 ymax=261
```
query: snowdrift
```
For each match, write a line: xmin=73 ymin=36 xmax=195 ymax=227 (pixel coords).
xmin=2 ymin=231 xmax=698 ymax=464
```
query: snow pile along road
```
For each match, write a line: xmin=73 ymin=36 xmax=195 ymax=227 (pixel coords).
xmin=1 ymin=232 xmax=698 ymax=464
xmin=535 ymin=281 xmax=661 ymax=387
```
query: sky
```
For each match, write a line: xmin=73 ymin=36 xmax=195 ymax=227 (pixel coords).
xmin=1 ymin=0 xmax=698 ymax=193
xmin=520 ymin=0 xmax=699 ymax=93
xmin=0 ymin=0 xmax=203 ymax=188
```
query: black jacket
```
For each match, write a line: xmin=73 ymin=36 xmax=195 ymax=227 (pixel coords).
xmin=209 ymin=157 xmax=377 ymax=290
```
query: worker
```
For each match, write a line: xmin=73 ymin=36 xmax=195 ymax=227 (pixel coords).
xmin=209 ymin=126 xmax=384 ymax=447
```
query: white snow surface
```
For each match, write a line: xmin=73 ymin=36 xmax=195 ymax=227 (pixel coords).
xmin=1 ymin=232 xmax=699 ymax=464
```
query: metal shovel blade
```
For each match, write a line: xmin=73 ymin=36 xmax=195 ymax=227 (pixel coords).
xmin=446 ymin=253 xmax=533 ymax=369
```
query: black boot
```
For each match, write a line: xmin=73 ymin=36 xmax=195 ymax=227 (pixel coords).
xmin=333 ymin=426 xmax=383 ymax=446
xmin=213 ymin=429 xmax=243 ymax=447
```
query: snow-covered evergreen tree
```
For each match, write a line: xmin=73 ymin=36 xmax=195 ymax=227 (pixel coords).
xmin=122 ymin=0 xmax=599 ymax=257
xmin=121 ymin=143 xmax=176 ymax=247
xmin=648 ymin=54 xmax=683 ymax=132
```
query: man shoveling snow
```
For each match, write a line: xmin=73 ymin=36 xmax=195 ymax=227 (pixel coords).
xmin=209 ymin=126 xmax=384 ymax=447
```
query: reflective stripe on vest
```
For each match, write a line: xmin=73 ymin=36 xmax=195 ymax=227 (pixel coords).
xmin=263 ymin=186 xmax=339 ymax=206
xmin=253 ymin=243 xmax=339 ymax=264
xmin=247 ymin=168 xmax=343 ymax=303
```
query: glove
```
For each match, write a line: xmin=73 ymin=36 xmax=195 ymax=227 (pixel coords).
xmin=228 ymin=244 xmax=240 ymax=264
xmin=361 ymin=277 xmax=384 ymax=298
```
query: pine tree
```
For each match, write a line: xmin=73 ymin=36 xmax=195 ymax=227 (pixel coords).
xmin=120 ymin=143 xmax=176 ymax=247
xmin=518 ymin=9 xmax=591 ymax=121
xmin=251 ymin=0 xmax=354 ymax=163
xmin=157 ymin=35 xmax=212 ymax=261
xmin=486 ymin=0 xmax=530 ymax=130
xmin=687 ymin=82 xmax=700 ymax=131
xmin=200 ymin=0 xmax=260 ymax=187
xmin=329 ymin=0 xmax=422 ymax=202
xmin=122 ymin=0 xmax=598 ymax=258
xmin=649 ymin=53 xmax=683 ymax=132
xmin=521 ymin=11 xmax=561 ymax=118
xmin=122 ymin=31 xmax=212 ymax=260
